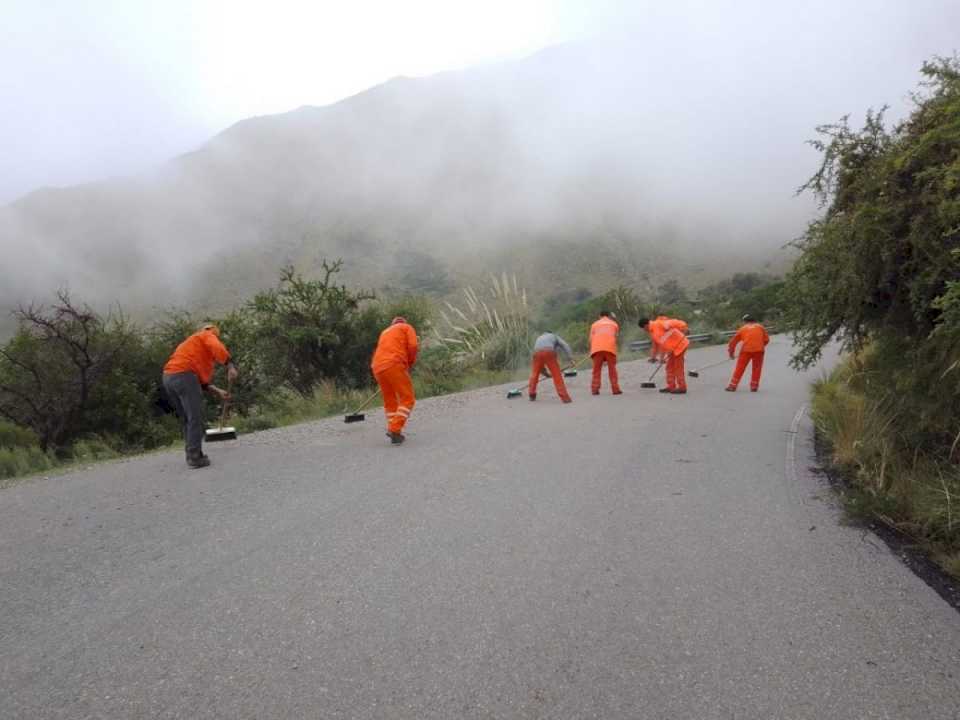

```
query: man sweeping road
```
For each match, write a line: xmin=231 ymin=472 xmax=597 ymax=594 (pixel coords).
xmin=641 ymin=316 xmax=690 ymax=394
xmin=589 ymin=311 xmax=622 ymax=395
xmin=372 ymin=317 xmax=419 ymax=445
xmin=528 ymin=331 xmax=574 ymax=403
xmin=726 ymin=314 xmax=770 ymax=392
xmin=162 ymin=324 xmax=238 ymax=468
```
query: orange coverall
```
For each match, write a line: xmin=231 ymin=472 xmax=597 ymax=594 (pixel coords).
xmin=371 ymin=322 xmax=418 ymax=434
xmin=589 ymin=317 xmax=622 ymax=394
xmin=528 ymin=351 xmax=572 ymax=402
xmin=660 ymin=326 xmax=690 ymax=391
xmin=727 ymin=322 xmax=770 ymax=391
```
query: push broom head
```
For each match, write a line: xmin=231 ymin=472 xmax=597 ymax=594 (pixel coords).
xmin=506 ymin=388 xmax=523 ymax=398
xmin=687 ymin=370 xmax=699 ymax=378
xmin=563 ymin=369 xmax=578 ymax=377
xmin=205 ymin=426 xmax=237 ymax=441
xmin=343 ymin=412 xmax=365 ymax=423
xmin=640 ymin=381 xmax=656 ymax=389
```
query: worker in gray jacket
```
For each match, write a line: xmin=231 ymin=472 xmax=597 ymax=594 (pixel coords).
xmin=528 ymin=331 xmax=574 ymax=403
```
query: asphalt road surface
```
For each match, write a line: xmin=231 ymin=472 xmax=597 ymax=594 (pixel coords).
xmin=2 ymin=338 xmax=959 ymax=719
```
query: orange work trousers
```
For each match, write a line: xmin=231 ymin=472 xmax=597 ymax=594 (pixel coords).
xmin=529 ymin=350 xmax=571 ymax=401
xmin=591 ymin=351 xmax=621 ymax=394
xmin=374 ymin=364 xmax=416 ymax=433
xmin=730 ymin=351 xmax=764 ymax=390
xmin=666 ymin=350 xmax=687 ymax=390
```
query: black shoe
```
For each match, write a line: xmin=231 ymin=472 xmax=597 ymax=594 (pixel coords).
xmin=612 ymin=389 xmax=623 ymax=395
xmin=750 ymin=387 xmax=758 ymax=392
xmin=389 ymin=431 xmax=405 ymax=445
xmin=673 ymin=388 xmax=687 ymax=394
xmin=562 ymin=397 xmax=573 ymax=404
xmin=725 ymin=386 xmax=736 ymax=392
xmin=659 ymin=388 xmax=673 ymax=394
xmin=591 ymin=390 xmax=600 ymax=395
xmin=529 ymin=393 xmax=537 ymax=401
xmin=186 ymin=450 xmax=210 ymax=468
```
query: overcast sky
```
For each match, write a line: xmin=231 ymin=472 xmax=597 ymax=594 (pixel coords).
xmin=1 ymin=0 xmax=958 ymax=204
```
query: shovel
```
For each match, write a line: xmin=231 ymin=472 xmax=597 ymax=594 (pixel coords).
xmin=640 ymin=358 xmax=665 ymax=389
xmin=688 ymin=357 xmax=732 ymax=378
xmin=206 ymin=381 xmax=237 ymax=442
xmin=344 ymin=388 xmax=381 ymax=423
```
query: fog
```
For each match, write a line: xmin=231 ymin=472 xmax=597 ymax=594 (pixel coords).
xmin=1 ymin=0 xmax=958 ymax=324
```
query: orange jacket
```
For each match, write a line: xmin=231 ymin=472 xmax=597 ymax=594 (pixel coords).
xmin=728 ymin=322 xmax=770 ymax=355
xmin=647 ymin=317 xmax=667 ymax=350
xmin=589 ymin=317 xmax=620 ymax=356
xmin=664 ymin=318 xmax=688 ymax=333
xmin=371 ymin=322 xmax=418 ymax=375
xmin=661 ymin=328 xmax=690 ymax=356
xmin=163 ymin=329 xmax=231 ymax=385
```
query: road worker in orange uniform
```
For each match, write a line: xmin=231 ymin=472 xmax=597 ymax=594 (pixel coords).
xmin=162 ymin=324 xmax=238 ymax=468
xmin=640 ymin=316 xmax=690 ymax=394
xmin=726 ymin=314 xmax=770 ymax=392
xmin=371 ymin=317 xmax=418 ymax=445
xmin=528 ymin=331 xmax=574 ymax=403
xmin=589 ymin=310 xmax=622 ymax=395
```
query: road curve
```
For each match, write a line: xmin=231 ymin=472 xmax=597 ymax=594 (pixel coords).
xmin=1 ymin=338 xmax=958 ymax=719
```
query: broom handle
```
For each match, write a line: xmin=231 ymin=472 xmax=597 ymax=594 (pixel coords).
xmin=351 ymin=387 xmax=382 ymax=414
xmin=647 ymin=358 xmax=666 ymax=381
xmin=218 ymin=377 xmax=232 ymax=430
xmin=694 ymin=357 xmax=733 ymax=372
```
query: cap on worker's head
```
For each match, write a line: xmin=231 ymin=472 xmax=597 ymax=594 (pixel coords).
xmin=639 ymin=318 xmax=650 ymax=328
xmin=391 ymin=316 xmax=407 ymax=325
xmin=599 ymin=310 xmax=611 ymax=317
xmin=742 ymin=314 xmax=755 ymax=323
xmin=200 ymin=323 xmax=220 ymax=336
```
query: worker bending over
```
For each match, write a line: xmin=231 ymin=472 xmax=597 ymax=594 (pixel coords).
xmin=726 ymin=314 xmax=770 ymax=392
xmin=641 ymin=316 xmax=690 ymax=394
xmin=529 ymin=331 xmax=574 ymax=403
xmin=163 ymin=324 xmax=238 ymax=468
xmin=646 ymin=314 xmax=669 ymax=364
xmin=372 ymin=317 xmax=418 ymax=445
xmin=589 ymin=311 xmax=622 ymax=395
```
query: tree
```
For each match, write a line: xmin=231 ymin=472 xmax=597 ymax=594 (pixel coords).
xmin=784 ymin=56 xmax=960 ymax=449
xmin=0 ymin=293 xmax=137 ymax=452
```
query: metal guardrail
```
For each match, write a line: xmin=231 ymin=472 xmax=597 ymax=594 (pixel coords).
xmin=627 ymin=326 xmax=778 ymax=352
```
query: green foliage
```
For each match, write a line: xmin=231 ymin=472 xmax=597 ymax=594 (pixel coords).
xmin=437 ymin=274 xmax=532 ymax=371
xmin=0 ymin=445 xmax=55 ymax=483
xmin=786 ymin=56 xmax=960 ymax=454
xmin=0 ymin=420 xmax=38 ymax=449
xmin=785 ymin=57 xmax=960 ymax=370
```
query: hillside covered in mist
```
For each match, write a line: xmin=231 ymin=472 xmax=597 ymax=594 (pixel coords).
xmin=1 ymin=36 xmax=831 ymax=321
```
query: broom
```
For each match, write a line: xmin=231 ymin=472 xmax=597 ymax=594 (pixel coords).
xmin=563 ymin=355 xmax=590 ymax=377
xmin=640 ymin=358 xmax=665 ymax=389
xmin=688 ymin=357 xmax=732 ymax=378
xmin=206 ymin=380 xmax=237 ymax=442
xmin=344 ymin=388 xmax=381 ymax=423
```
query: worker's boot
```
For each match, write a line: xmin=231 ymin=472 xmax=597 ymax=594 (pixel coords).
xmin=186 ymin=449 xmax=210 ymax=468
xmin=389 ymin=431 xmax=405 ymax=445
xmin=612 ymin=389 xmax=623 ymax=395
xmin=750 ymin=386 xmax=758 ymax=392
xmin=528 ymin=393 xmax=537 ymax=401
xmin=673 ymin=388 xmax=687 ymax=394
xmin=659 ymin=387 xmax=673 ymax=394
xmin=561 ymin=397 xmax=572 ymax=404
xmin=725 ymin=386 xmax=736 ymax=392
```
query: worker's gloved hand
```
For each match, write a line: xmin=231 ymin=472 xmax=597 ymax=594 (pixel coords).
xmin=227 ymin=364 xmax=239 ymax=383
xmin=729 ymin=353 xmax=735 ymax=360
xmin=648 ymin=357 xmax=659 ymax=364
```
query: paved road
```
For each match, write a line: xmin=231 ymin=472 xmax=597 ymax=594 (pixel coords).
xmin=2 ymin=338 xmax=959 ymax=719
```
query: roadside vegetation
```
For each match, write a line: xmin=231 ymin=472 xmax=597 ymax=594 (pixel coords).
xmin=786 ymin=57 xmax=960 ymax=577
